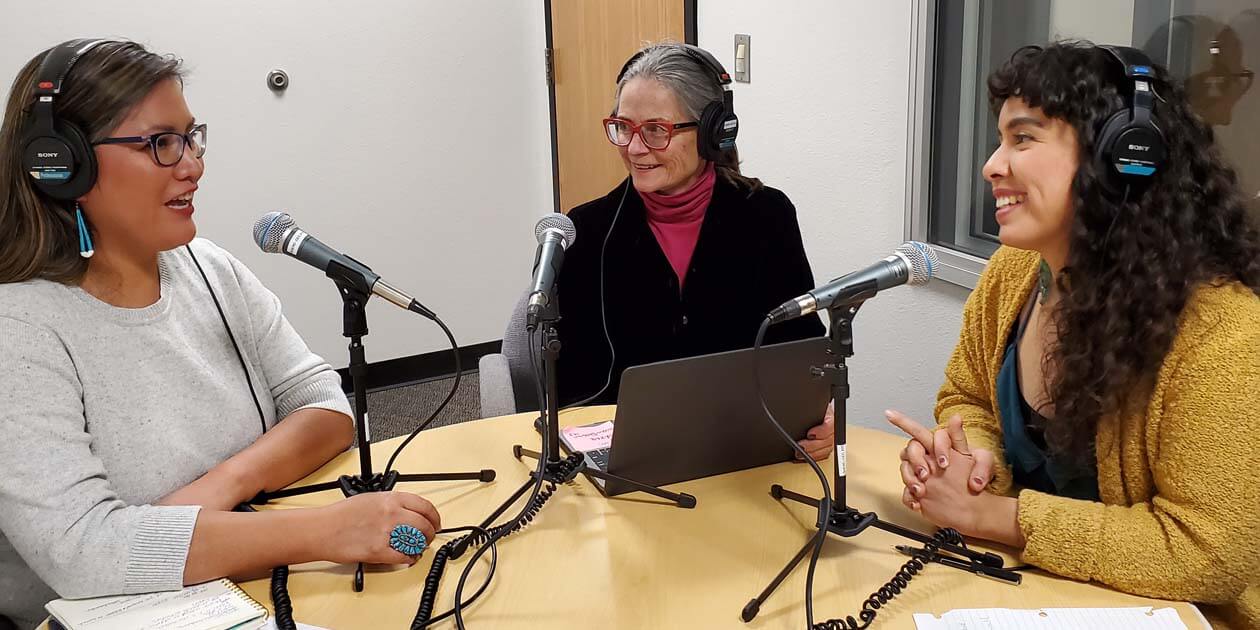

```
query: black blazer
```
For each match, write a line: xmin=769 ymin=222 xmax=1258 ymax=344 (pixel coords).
xmin=553 ymin=176 xmax=826 ymax=406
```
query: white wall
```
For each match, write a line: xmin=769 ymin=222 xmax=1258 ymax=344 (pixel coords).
xmin=699 ymin=3 xmax=973 ymax=432
xmin=1 ymin=0 xmax=552 ymax=366
xmin=1050 ymin=0 xmax=1136 ymax=44
xmin=3 ymin=2 xmax=969 ymax=431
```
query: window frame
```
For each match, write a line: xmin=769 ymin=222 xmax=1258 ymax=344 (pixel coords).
xmin=905 ymin=0 xmax=990 ymax=289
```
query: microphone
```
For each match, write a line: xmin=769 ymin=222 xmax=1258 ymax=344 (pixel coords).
xmin=252 ymin=211 xmax=435 ymax=320
xmin=525 ymin=214 xmax=577 ymax=330
xmin=768 ymin=241 xmax=939 ymax=324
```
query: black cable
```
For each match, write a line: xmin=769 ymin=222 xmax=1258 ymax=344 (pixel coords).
xmin=269 ymin=565 xmax=296 ymax=630
xmin=384 ymin=308 xmax=461 ymax=474
xmin=410 ymin=525 xmax=500 ymax=629
xmin=449 ymin=327 xmax=553 ymax=629
xmin=186 ymin=245 xmax=268 ymax=435
xmin=754 ymin=317 xmax=983 ymax=629
xmin=416 ymin=184 xmax=629 ymax=625
xmin=412 ymin=489 xmax=555 ymax=628
xmin=233 ymin=503 xmax=296 ymax=629
xmin=752 ymin=318 xmax=834 ymax=628
xmin=1102 ymin=184 xmax=1132 ymax=248
xmin=811 ymin=529 xmax=966 ymax=630
xmin=564 ymin=179 xmax=630 ymax=410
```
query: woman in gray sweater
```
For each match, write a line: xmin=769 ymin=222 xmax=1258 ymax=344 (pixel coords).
xmin=0 ymin=40 xmax=441 ymax=629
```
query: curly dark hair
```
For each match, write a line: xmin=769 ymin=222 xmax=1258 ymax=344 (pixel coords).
xmin=988 ymin=41 xmax=1260 ymax=464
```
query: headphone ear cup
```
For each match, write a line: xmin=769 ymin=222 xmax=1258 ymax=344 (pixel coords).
xmin=58 ymin=121 xmax=96 ymax=200
xmin=1093 ymin=109 xmax=1131 ymax=197
xmin=697 ymin=102 xmax=725 ymax=161
xmin=697 ymin=101 xmax=738 ymax=162
xmin=27 ymin=121 xmax=97 ymax=202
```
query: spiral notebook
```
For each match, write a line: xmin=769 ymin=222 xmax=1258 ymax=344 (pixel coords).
xmin=912 ymin=606 xmax=1192 ymax=629
xmin=45 ymin=578 xmax=268 ymax=630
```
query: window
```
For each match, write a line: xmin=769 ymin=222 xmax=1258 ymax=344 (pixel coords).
xmin=907 ymin=0 xmax=1260 ymax=287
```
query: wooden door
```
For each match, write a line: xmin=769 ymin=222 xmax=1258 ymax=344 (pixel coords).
xmin=548 ymin=0 xmax=693 ymax=213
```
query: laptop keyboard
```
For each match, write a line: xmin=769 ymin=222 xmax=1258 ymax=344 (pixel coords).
xmin=585 ymin=447 xmax=611 ymax=471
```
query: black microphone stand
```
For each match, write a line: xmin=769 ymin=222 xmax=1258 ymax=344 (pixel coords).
xmin=448 ymin=292 xmax=694 ymax=559
xmin=741 ymin=302 xmax=1007 ymax=622
xmin=249 ymin=261 xmax=496 ymax=592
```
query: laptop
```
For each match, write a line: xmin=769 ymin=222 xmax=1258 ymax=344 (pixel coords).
xmin=559 ymin=337 xmax=831 ymax=496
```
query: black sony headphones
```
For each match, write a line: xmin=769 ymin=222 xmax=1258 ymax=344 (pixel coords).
xmin=615 ymin=44 xmax=739 ymax=161
xmin=20 ymin=38 xmax=112 ymax=202
xmin=1094 ymin=45 xmax=1167 ymax=196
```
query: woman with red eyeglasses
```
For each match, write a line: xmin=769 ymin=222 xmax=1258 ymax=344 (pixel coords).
xmin=553 ymin=43 xmax=833 ymax=460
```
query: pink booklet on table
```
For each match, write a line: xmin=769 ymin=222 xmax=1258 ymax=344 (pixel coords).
xmin=559 ymin=420 xmax=614 ymax=452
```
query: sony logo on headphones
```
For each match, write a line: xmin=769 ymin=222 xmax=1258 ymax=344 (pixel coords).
xmin=37 ymin=152 xmax=60 ymax=158
xmin=1128 ymin=144 xmax=1150 ymax=152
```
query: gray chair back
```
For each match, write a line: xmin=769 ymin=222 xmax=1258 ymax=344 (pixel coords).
xmin=501 ymin=292 xmax=539 ymax=412
xmin=478 ymin=292 xmax=541 ymax=416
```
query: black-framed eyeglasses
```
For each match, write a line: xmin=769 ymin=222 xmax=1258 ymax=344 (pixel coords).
xmin=93 ymin=123 xmax=207 ymax=167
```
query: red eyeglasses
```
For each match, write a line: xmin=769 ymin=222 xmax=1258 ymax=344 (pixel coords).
xmin=603 ymin=117 xmax=698 ymax=150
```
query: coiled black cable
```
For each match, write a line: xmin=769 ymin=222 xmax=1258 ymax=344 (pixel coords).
xmin=449 ymin=327 xmax=555 ymax=630
xmin=811 ymin=528 xmax=966 ymax=630
xmin=412 ymin=484 xmax=557 ymax=628
xmin=270 ymin=565 xmax=296 ymax=630
xmin=233 ymin=503 xmax=296 ymax=629
xmin=400 ymin=524 xmax=498 ymax=629
xmin=750 ymin=318 xmax=835 ymax=627
xmin=751 ymin=318 xmax=982 ymax=629
xmin=223 ymin=292 xmax=462 ymax=629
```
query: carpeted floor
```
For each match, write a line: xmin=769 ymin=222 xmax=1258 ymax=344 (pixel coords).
xmin=349 ymin=371 xmax=483 ymax=445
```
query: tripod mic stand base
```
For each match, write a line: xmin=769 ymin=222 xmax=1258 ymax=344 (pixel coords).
xmin=740 ymin=482 xmax=1007 ymax=622
xmin=772 ymin=484 xmax=1001 ymax=564
xmin=514 ymin=446 xmax=697 ymax=508
xmin=249 ymin=468 xmax=497 ymax=504
xmin=247 ymin=468 xmax=498 ymax=593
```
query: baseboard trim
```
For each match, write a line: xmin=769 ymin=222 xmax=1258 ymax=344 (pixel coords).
xmin=337 ymin=339 xmax=503 ymax=394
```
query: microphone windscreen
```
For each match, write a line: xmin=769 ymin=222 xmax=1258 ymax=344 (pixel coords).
xmin=896 ymin=241 xmax=940 ymax=286
xmin=534 ymin=213 xmax=577 ymax=247
xmin=253 ymin=211 xmax=296 ymax=254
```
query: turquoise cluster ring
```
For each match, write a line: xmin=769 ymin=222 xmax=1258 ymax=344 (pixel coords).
xmin=389 ymin=524 xmax=427 ymax=556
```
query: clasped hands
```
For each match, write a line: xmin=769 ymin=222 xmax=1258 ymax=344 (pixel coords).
xmin=886 ymin=410 xmax=1024 ymax=547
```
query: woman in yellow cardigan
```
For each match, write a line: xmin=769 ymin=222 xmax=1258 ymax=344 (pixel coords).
xmin=888 ymin=42 xmax=1260 ymax=628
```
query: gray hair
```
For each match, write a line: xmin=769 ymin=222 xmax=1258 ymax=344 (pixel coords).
xmin=613 ymin=42 xmax=761 ymax=192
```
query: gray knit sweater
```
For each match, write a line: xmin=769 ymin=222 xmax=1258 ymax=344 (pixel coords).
xmin=0 ymin=239 xmax=351 ymax=629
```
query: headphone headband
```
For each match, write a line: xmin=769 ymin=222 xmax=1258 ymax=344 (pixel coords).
xmin=1097 ymin=45 xmax=1157 ymax=81
xmin=615 ymin=43 xmax=731 ymax=87
xmin=35 ymin=39 xmax=110 ymax=98
xmin=1093 ymin=44 xmax=1166 ymax=194
xmin=22 ymin=39 xmax=113 ymax=201
xmin=614 ymin=44 xmax=738 ymax=161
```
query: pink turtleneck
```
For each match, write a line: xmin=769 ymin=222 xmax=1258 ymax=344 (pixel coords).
xmin=640 ymin=162 xmax=715 ymax=290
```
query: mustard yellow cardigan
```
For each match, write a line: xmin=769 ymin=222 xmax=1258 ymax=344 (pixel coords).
xmin=935 ymin=246 xmax=1260 ymax=628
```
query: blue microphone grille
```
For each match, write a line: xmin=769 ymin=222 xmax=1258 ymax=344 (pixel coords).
xmin=253 ymin=212 xmax=295 ymax=254
xmin=895 ymin=241 xmax=939 ymax=286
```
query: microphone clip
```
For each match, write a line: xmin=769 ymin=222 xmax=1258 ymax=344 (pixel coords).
xmin=525 ymin=290 xmax=560 ymax=331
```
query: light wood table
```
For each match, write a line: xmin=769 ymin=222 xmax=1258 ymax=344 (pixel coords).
xmin=232 ymin=406 xmax=1204 ymax=629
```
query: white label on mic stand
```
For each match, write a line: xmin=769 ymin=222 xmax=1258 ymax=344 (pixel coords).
xmin=837 ymin=445 xmax=847 ymax=477
xmin=362 ymin=413 xmax=371 ymax=443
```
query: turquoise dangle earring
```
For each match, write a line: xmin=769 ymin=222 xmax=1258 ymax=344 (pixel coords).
xmin=75 ymin=203 xmax=94 ymax=259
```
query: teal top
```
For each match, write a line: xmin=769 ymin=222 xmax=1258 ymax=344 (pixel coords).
xmin=996 ymin=295 xmax=1100 ymax=501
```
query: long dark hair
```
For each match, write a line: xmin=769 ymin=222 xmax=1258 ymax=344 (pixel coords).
xmin=0 ymin=40 xmax=183 ymax=284
xmin=988 ymin=42 xmax=1260 ymax=464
